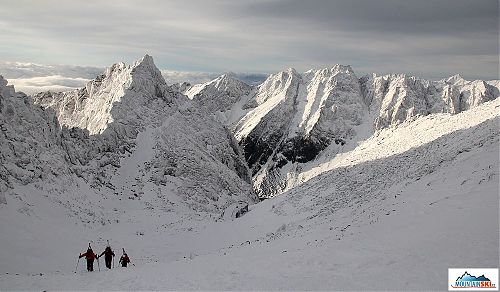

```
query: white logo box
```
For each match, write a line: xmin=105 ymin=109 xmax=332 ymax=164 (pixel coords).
xmin=449 ymin=268 xmax=499 ymax=291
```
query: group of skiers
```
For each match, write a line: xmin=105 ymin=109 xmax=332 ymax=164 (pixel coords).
xmin=78 ymin=242 xmax=130 ymax=272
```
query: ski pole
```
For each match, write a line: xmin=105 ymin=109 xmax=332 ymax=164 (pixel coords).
xmin=75 ymin=257 xmax=80 ymax=273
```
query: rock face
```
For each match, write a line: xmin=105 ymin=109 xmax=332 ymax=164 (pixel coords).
xmin=2 ymin=55 xmax=257 ymax=216
xmin=0 ymin=75 xmax=111 ymax=209
xmin=360 ymin=73 xmax=500 ymax=130
xmin=186 ymin=74 xmax=253 ymax=115
xmin=3 ymin=55 xmax=499 ymax=204
xmin=192 ymin=67 xmax=499 ymax=198
xmin=232 ymin=66 xmax=366 ymax=197
xmin=0 ymin=76 xmax=65 ymax=204
xmin=170 ymin=81 xmax=192 ymax=96
xmin=33 ymin=55 xmax=174 ymax=135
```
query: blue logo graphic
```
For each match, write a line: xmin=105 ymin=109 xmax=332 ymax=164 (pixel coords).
xmin=452 ymin=272 xmax=496 ymax=289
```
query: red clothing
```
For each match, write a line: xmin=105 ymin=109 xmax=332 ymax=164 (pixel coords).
xmin=119 ymin=255 xmax=130 ymax=267
xmin=80 ymin=250 xmax=97 ymax=260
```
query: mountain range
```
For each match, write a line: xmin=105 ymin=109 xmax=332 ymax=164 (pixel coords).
xmin=0 ymin=55 xmax=498 ymax=290
xmin=180 ymin=63 xmax=499 ymax=197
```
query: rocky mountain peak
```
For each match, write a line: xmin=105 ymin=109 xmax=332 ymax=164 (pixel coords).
xmin=444 ymin=73 xmax=467 ymax=85
xmin=2 ymin=55 xmax=257 ymax=221
xmin=133 ymin=54 xmax=156 ymax=69
xmin=213 ymin=74 xmax=250 ymax=91
xmin=129 ymin=54 xmax=168 ymax=92
xmin=331 ymin=64 xmax=354 ymax=74
xmin=32 ymin=55 xmax=176 ymax=135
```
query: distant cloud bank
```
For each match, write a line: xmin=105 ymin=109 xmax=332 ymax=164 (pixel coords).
xmin=0 ymin=61 xmax=104 ymax=94
xmin=0 ymin=61 xmax=268 ymax=94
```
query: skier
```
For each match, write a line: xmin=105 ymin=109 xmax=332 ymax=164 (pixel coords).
xmin=119 ymin=248 xmax=131 ymax=267
xmin=79 ymin=244 xmax=98 ymax=272
xmin=98 ymin=242 xmax=115 ymax=269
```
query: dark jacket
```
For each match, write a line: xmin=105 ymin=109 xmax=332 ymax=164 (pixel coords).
xmin=100 ymin=246 xmax=115 ymax=258
xmin=119 ymin=254 xmax=130 ymax=266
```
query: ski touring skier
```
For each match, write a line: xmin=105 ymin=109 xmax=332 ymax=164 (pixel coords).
xmin=98 ymin=240 xmax=115 ymax=269
xmin=119 ymin=248 xmax=131 ymax=267
xmin=79 ymin=243 xmax=98 ymax=272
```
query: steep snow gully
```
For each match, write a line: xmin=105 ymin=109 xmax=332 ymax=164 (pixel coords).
xmin=0 ymin=55 xmax=498 ymax=290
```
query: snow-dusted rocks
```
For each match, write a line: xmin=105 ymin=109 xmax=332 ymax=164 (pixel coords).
xmin=1 ymin=97 xmax=497 ymax=290
xmin=169 ymin=81 xmax=192 ymax=96
xmin=2 ymin=55 xmax=257 ymax=215
xmin=205 ymin=67 xmax=498 ymax=197
xmin=439 ymin=76 xmax=499 ymax=113
xmin=184 ymin=74 xmax=253 ymax=123
xmin=33 ymin=54 xmax=175 ymax=135
xmin=0 ymin=55 xmax=498 ymax=289
xmin=0 ymin=76 xmax=56 ymax=203
xmin=229 ymin=66 xmax=365 ymax=197
xmin=360 ymin=73 xmax=500 ymax=129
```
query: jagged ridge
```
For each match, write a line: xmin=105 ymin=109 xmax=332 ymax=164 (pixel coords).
xmin=1 ymin=55 xmax=258 ymax=219
xmin=189 ymin=65 xmax=499 ymax=198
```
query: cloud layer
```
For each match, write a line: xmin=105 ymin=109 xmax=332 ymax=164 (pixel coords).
xmin=0 ymin=61 xmax=103 ymax=94
xmin=0 ymin=0 xmax=497 ymax=80
xmin=6 ymin=75 xmax=91 ymax=94
xmin=0 ymin=61 xmax=267 ymax=94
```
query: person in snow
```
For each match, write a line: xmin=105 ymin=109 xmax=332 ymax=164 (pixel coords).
xmin=79 ymin=244 xmax=98 ymax=272
xmin=119 ymin=249 xmax=130 ymax=267
xmin=98 ymin=244 xmax=115 ymax=269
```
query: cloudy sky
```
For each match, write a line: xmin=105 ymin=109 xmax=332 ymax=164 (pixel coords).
xmin=0 ymin=0 xmax=498 ymax=93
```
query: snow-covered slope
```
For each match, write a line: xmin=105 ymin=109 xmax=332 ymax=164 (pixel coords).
xmin=0 ymin=75 xmax=97 ymax=205
xmin=229 ymin=66 xmax=366 ymax=197
xmin=183 ymin=74 xmax=254 ymax=126
xmin=214 ymin=66 xmax=500 ymax=197
xmin=33 ymin=55 xmax=174 ymax=135
xmin=1 ymin=97 xmax=497 ymax=290
xmin=1 ymin=55 xmax=259 ymax=275
xmin=0 ymin=56 xmax=259 ymax=275
xmin=29 ymin=55 xmax=256 ymax=210
xmin=169 ymin=81 xmax=192 ymax=96
xmin=1 ymin=55 xmax=498 ymax=289
xmin=361 ymin=73 xmax=500 ymax=129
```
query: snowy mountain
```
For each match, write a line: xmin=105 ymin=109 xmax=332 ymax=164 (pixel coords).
xmin=361 ymin=73 xmax=500 ymax=129
xmin=0 ymin=76 xmax=75 ymax=204
xmin=183 ymin=74 xmax=254 ymax=125
xmin=190 ymin=66 xmax=499 ymax=197
xmin=32 ymin=55 xmax=175 ymax=135
xmin=1 ymin=93 xmax=497 ymax=290
xmin=1 ymin=55 xmax=257 ymax=222
xmin=0 ymin=55 xmax=498 ymax=290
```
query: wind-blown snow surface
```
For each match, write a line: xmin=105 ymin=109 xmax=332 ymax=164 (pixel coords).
xmin=0 ymin=97 xmax=498 ymax=290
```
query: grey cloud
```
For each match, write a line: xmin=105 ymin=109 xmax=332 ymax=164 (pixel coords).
xmin=0 ymin=61 xmax=102 ymax=94
xmin=241 ymin=0 xmax=498 ymax=36
xmin=4 ymin=75 xmax=90 ymax=94
xmin=0 ymin=61 xmax=103 ymax=79
xmin=0 ymin=0 xmax=497 ymax=80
